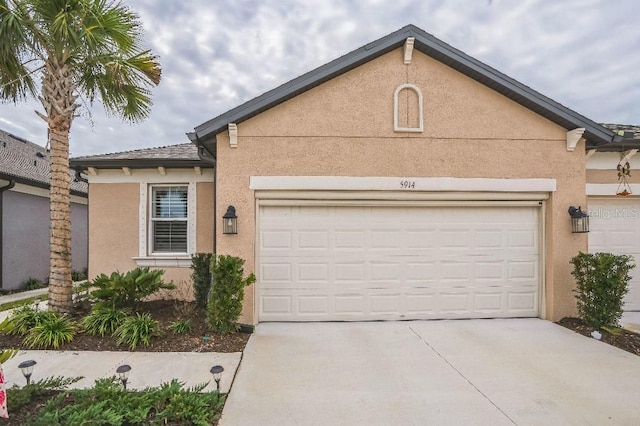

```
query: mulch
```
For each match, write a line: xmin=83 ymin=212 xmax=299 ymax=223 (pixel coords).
xmin=1 ymin=300 xmax=250 ymax=353
xmin=557 ymin=317 xmax=640 ymax=357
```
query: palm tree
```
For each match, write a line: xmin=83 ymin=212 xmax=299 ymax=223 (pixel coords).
xmin=0 ymin=0 xmax=161 ymax=313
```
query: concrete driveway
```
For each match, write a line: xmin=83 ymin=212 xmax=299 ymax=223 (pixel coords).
xmin=221 ymin=319 xmax=640 ymax=426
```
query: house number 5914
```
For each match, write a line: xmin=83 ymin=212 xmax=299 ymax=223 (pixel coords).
xmin=400 ymin=180 xmax=416 ymax=189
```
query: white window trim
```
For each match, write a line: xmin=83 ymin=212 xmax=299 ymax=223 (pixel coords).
xmin=136 ymin=182 xmax=196 ymax=267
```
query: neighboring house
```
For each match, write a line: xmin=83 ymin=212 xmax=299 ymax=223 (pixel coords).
xmin=587 ymin=124 xmax=640 ymax=311
xmin=70 ymin=144 xmax=214 ymax=289
xmin=75 ymin=24 xmax=640 ymax=325
xmin=0 ymin=129 xmax=88 ymax=291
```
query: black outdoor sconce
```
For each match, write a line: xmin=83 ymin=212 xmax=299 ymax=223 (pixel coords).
xmin=223 ymin=206 xmax=237 ymax=234
xmin=568 ymin=206 xmax=589 ymax=233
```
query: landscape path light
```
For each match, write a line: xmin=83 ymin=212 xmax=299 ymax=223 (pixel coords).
xmin=210 ymin=365 xmax=224 ymax=392
xmin=18 ymin=360 xmax=37 ymax=385
xmin=116 ymin=364 xmax=131 ymax=389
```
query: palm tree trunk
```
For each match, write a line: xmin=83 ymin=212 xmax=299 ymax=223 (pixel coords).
xmin=43 ymin=58 xmax=77 ymax=313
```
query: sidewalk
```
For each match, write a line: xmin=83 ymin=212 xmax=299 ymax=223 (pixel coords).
xmin=2 ymin=350 xmax=241 ymax=393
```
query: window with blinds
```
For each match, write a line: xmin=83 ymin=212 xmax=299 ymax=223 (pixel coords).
xmin=151 ymin=186 xmax=188 ymax=253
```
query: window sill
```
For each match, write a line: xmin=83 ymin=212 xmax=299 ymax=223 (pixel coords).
xmin=133 ymin=256 xmax=192 ymax=268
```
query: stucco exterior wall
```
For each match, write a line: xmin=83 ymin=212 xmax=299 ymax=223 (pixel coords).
xmin=2 ymin=190 xmax=87 ymax=290
xmin=214 ymin=48 xmax=587 ymax=323
xmin=87 ymin=178 xmax=214 ymax=298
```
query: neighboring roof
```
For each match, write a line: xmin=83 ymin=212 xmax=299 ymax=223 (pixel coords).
xmin=70 ymin=143 xmax=213 ymax=169
xmin=597 ymin=123 xmax=640 ymax=152
xmin=0 ymin=129 xmax=87 ymax=196
xmin=190 ymin=24 xmax=621 ymax=151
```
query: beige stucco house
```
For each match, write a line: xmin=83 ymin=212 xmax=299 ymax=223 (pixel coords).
xmin=73 ymin=25 xmax=640 ymax=326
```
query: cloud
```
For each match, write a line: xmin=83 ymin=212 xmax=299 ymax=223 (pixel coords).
xmin=0 ymin=0 xmax=638 ymax=156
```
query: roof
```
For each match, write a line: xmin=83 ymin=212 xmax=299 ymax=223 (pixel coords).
xmin=189 ymin=24 xmax=621 ymax=151
xmin=0 ymin=129 xmax=87 ymax=196
xmin=596 ymin=123 xmax=640 ymax=152
xmin=70 ymin=143 xmax=213 ymax=169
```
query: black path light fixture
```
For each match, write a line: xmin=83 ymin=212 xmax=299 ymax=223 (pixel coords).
xmin=568 ymin=206 xmax=589 ymax=233
xmin=18 ymin=359 xmax=37 ymax=385
xmin=210 ymin=365 xmax=224 ymax=392
xmin=116 ymin=364 xmax=132 ymax=389
xmin=223 ymin=206 xmax=238 ymax=234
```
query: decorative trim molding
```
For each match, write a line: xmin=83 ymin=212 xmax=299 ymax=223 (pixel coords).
xmin=229 ymin=123 xmax=238 ymax=148
xmin=566 ymin=128 xmax=585 ymax=152
xmin=393 ymin=84 xmax=424 ymax=133
xmin=587 ymin=183 xmax=640 ymax=196
xmin=138 ymin=184 xmax=148 ymax=257
xmin=122 ymin=167 xmax=131 ymax=176
xmin=250 ymin=176 xmax=557 ymax=192
xmin=586 ymin=149 xmax=597 ymax=159
xmin=133 ymin=257 xmax=192 ymax=268
xmin=403 ymin=37 xmax=415 ymax=64
xmin=85 ymin=168 xmax=213 ymax=184
xmin=587 ymin=152 xmax=640 ymax=170
xmin=620 ymin=149 xmax=639 ymax=166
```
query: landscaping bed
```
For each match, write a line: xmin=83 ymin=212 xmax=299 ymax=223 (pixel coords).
xmin=557 ymin=317 xmax=640 ymax=357
xmin=0 ymin=300 xmax=250 ymax=353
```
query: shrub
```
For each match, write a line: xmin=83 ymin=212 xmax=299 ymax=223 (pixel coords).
xmin=71 ymin=269 xmax=88 ymax=281
xmin=7 ymin=376 xmax=81 ymax=413
xmin=23 ymin=277 xmax=46 ymax=290
xmin=169 ymin=319 xmax=192 ymax=335
xmin=207 ymin=255 xmax=256 ymax=333
xmin=17 ymin=378 xmax=224 ymax=425
xmin=82 ymin=307 xmax=128 ymax=337
xmin=191 ymin=252 xmax=214 ymax=308
xmin=570 ymin=251 xmax=635 ymax=328
xmin=23 ymin=314 xmax=76 ymax=349
xmin=5 ymin=305 xmax=55 ymax=336
xmin=80 ymin=267 xmax=175 ymax=309
xmin=115 ymin=313 xmax=158 ymax=349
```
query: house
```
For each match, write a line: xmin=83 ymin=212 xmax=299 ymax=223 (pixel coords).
xmin=75 ymin=24 xmax=640 ymax=325
xmin=0 ymin=129 xmax=88 ymax=291
xmin=70 ymin=143 xmax=214 ymax=288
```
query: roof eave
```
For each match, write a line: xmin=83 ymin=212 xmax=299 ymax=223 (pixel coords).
xmin=69 ymin=158 xmax=212 ymax=169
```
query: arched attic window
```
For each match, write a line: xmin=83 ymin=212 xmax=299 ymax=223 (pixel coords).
xmin=394 ymin=83 xmax=424 ymax=132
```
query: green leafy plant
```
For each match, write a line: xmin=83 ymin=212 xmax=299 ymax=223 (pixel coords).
xmin=17 ymin=377 xmax=224 ymax=425
xmin=79 ymin=267 xmax=175 ymax=309
xmin=5 ymin=305 xmax=55 ymax=336
xmin=570 ymin=251 xmax=635 ymax=328
xmin=207 ymin=255 xmax=256 ymax=333
xmin=23 ymin=314 xmax=76 ymax=349
xmin=7 ymin=376 xmax=82 ymax=413
xmin=23 ymin=277 xmax=46 ymax=290
xmin=71 ymin=269 xmax=88 ymax=282
xmin=191 ymin=252 xmax=214 ymax=308
xmin=81 ymin=307 xmax=128 ymax=337
xmin=115 ymin=313 xmax=158 ymax=349
xmin=169 ymin=319 xmax=192 ymax=335
xmin=0 ymin=348 xmax=18 ymax=364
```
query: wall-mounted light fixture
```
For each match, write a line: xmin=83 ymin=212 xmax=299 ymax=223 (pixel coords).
xmin=568 ymin=206 xmax=589 ymax=233
xmin=223 ymin=206 xmax=237 ymax=234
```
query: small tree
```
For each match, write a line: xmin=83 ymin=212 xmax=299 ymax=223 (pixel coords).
xmin=570 ymin=252 xmax=635 ymax=329
xmin=190 ymin=253 xmax=213 ymax=308
xmin=207 ymin=255 xmax=256 ymax=333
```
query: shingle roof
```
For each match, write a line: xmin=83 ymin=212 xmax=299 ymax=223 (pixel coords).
xmin=70 ymin=143 xmax=212 ymax=169
xmin=601 ymin=123 xmax=640 ymax=140
xmin=190 ymin=24 xmax=620 ymax=150
xmin=0 ymin=129 xmax=87 ymax=195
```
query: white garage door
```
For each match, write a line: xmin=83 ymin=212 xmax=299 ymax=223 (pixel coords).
xmin=588 ymin=198 xmax=640 ymax=311
xmin=258 ymin=204 xmax=540 ymax=321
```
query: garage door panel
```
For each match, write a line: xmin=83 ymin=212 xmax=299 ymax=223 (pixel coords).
xmin=589 ymin=199 xmax=640 ymax=311
xmin=258 ymin=205 xmax=540 ymax=321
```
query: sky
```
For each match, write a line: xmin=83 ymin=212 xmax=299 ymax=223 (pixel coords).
xmin=0 ymin=0 xmax=638 ymax=157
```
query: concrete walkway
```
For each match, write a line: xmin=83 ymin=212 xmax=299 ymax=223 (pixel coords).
xmin=2 ymin=350 xmax=241 ymax=393
xmin=221 ymin=319 xmax=640 ymax=426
